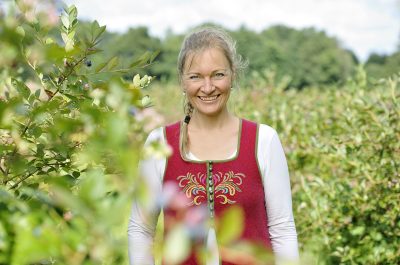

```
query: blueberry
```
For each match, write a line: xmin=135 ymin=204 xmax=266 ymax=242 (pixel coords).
xmin=129 ymin=106 xmax=138 ymax=116
xmin=85 ymin=60 xmax=92 ymax=67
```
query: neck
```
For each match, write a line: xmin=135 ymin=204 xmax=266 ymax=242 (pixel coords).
xmin=190 ymin=109 xmax=236 ymax=130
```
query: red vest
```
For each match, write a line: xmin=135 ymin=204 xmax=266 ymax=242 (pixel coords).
xmin=163 ymin=119 xmax=271 ymax=264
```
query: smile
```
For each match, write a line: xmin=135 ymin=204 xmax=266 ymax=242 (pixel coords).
xmin=198 ymin=95 xmax=219 ymax=101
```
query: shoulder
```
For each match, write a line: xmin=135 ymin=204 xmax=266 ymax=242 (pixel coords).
xmin=255 ymin=123 xmax=281 ymax=153
xmin=241 ymin=119 xmax=278 ymax=144
xmin=258 ymin=123 xmax=278 ymax=141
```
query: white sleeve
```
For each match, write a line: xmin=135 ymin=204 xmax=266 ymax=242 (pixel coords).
xmin=257 ymin=124 xmax=299 ymax=263
xmin=128 ymin=127 xmax=166 ymax=265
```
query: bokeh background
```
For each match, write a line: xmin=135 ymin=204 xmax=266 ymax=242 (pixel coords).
xmin=0 ymin=0 xmax=399 ymax=264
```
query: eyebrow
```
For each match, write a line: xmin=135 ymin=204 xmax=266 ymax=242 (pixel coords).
xmin=184 ymin=69 xmax=229 ymax=75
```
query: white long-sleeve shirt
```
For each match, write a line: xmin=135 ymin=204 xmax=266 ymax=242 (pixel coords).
xmin=128 ymin=124 xmax=299 ymax=264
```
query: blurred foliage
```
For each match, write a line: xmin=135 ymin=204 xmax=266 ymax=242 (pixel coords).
xmin=93 ymin=21 xmax=400 ymax=89
xmin=0 ymin=2 xmax=250 ymax=264
xmin=231 ymin=25 xmax=356 ymax=89
xmin=148 ymin=66 xmax=400 ymax=264
xmin=0 ymin=1 xmax=160 ymax=264
xmin=365 ymin=51 xmax=400 ymax=81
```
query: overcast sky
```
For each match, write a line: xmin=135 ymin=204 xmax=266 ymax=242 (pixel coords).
xmin=64 ymin=0 xmax=400 ymax=61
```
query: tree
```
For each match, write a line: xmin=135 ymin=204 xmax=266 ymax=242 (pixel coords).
xmin=365 ymin=52 xmax=400 ymax=80
xmin=258 ymin=25 xmax=355 ymax=88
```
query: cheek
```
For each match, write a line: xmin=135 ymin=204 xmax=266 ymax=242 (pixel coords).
xmin=184 ymin=87 xmax=199 ymax=100
xmin=220 ymin=80 xmax=232 ymax=91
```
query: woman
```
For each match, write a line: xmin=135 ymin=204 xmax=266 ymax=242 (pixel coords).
xmin=128 ymin=27 xmax=299 ymax=265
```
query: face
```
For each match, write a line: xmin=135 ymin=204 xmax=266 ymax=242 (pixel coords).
xmin=182 ymin=48 xmax=232 ymax=117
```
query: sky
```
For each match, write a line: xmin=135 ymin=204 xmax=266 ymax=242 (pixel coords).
xmin=64 ymin=0 xmax=400 ymax=61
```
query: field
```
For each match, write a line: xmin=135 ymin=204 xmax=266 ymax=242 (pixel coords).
xmin=147 ymin=68 xmax=400 ymax=264
xmin=1 ymin=2 xmax=399 ymax=264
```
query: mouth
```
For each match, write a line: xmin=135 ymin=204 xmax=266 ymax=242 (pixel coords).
xmin=198 ymin=95 xmax=220 ymax=102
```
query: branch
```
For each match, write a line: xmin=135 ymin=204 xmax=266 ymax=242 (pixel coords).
xmin=6 ymin=160 xmax=71 ymax=190
xmin=57 ymin=55 xmax=87 ymax=87
xmin=87 ymin=62 xmax=156 ymax=76
xmin=8 ymin=169 xmax=39 ymax=190
xmin=4 ymin=118 xmax=33 ymax=178
xmin=0 ymin=164 xmax=6 ymax=176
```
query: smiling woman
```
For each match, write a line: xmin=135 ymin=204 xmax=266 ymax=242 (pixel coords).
xmin=128 ymin=27 xmax=299 ymax=265
xmin=182 ymin=48 xmax=232 ymax=119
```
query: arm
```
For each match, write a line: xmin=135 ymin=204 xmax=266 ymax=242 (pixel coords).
xmin=128 ymin=128 xmax=166 ymax=265
xmin=257 ymin=125 xmax=299 ymax=263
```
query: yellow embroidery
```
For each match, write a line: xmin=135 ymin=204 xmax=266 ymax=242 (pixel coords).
xmin=215 ymin=171 xmax=245 ymax=204
xmin=177 ymin=172 xmax=206 ymax=206
xmin=177 ymin=171 xmax=245 ymax=206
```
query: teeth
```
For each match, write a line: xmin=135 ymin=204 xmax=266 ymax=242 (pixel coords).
xmin=199 ymin=95 xmax=218 ymax=101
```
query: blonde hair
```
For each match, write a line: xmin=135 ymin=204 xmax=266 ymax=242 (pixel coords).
xmin=177 ymin=26 xmax=247 ymax=157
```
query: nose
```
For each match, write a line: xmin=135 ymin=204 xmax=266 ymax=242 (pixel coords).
xmin=201 ymin=77 xmax=215 ymax=94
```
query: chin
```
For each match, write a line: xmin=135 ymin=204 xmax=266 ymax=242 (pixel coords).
xmin=197 ymin=108 xmax=224 ymax=117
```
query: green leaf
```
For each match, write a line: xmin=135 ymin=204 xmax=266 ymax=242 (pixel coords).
xmin=87 ymin=47 xmax=103 ymax=55
xmin=150 ymin=50 xmax=160 ymax=62
xmin=34 ymin=89 xmax=40 ymax=99
xmin=217 ymin=206 xmax=244 ymax=245
xmin=91 ymin=20 xmax=106 ymax=41
xmin=133 ymin=74 xmax=141 ymax=87
xmin=163 ymin=225 xmax=191 ymax=264
xmin=16 ymin=26 xmax=25 ymax=38
xmin=97 ymin=25 xmax=106 ymax=39
xmin=31 ymin=126 xmax=42 ymax=138
xmin=11 ymin=78 xmax=31 ymax=99
xmin=65 ymin=39 xmax=75 ymax=52
xmin=68 ymin=5 xmax=78 ymax=19
xmin=61 ymin=15 xmax=69 ymax=29
xmin=107 ymin=56 xmax=119 ymax=70
xmin=61 ymin=32 xmax=69 ymax=44
xmin=44 ymin=37 xmax=54 ymax=44
xmin=141 ymin=95 xmax=152 ymax=108
xmin=70 ymin=18 xmax=78 ymax=29
xmin=129 ymin=51 xmax=151 ymax=68
xmin=95 ymin=61 xmax=108 ymax=73
xmin=67 ymin=31 xmax=75 ymax=40
xmin=36 ymin=144 xmax=44 ymax=157
xmin=91 ymin=20 xmax=100 ymax=33
xmin=140 ymin=75 xmax=149 ymax=87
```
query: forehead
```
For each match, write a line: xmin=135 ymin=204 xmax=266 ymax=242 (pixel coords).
xmin=184 ymin=48 xmax=231 ymax=72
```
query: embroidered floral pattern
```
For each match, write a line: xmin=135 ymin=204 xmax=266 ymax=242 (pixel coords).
xmin=177 ymin=172 xmax=206 ymax=205
xmin=177 ymin=171 xmax=245 ymax=205
xmin=215 ymin=171 xmax=245 ymax=204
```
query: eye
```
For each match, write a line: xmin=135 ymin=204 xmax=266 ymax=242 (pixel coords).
xmin=214 ymin=72 xmax=227 ymax=79
xmin=189 ymin=75 xmax=199 ymax=80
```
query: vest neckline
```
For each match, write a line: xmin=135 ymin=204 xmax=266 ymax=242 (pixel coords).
xmin=178 ymin=118 xmax=243 ymax=164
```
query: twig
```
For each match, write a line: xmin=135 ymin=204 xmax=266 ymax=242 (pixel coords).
xmin=8 ymin=169 xmax=39 ymax=190
xmin=0 ymin=162 xmax=6 ymax=176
